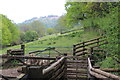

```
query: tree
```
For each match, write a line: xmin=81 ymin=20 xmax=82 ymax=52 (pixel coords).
xmin=47 ymin=28 xmax=55 ymax=35
xmin=0 ymin=14 xmax=20 ymax=46
xmin=65 ymin=2 xmax=119 ymax=65
xmin=55 ymin=15 xmax=67 ymax=33
xmin=30 ymin=20 xmax=46 ymax=37
xmin=21 ymin=31 xmax=39 ymax=42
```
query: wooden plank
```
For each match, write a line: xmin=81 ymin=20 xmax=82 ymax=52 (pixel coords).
xmin=65 ymin=56 xmax=88 ymax=59
xmin=43 ymin=57 xmax=65 ymax=74
xmin=1 ymin=55 xmax=56 ymax=60
xmin=67 ymin=73 xmax=87 ymax=76
xmin=55 ymin=69 xmax=65 ymax=80
xmin=91 ymin=68 xmax=120 ymax=79
xmin=50 ymin=64 xmax=65 ymax=79
xmin=84 ymin=39 xmax=105 ymax=47
xmin=90 ymin=42 xmax=108 ymax=48
xmin=66 ymin=60 xmax=87 ymax=63
xmin=74 ymin=37 xmax=102 ymax=46
xmin=67 ymin=63 xmax=88 ymax=66
xmin=17 ymin=74 xmax=25 ymax=79
xmin=74 ymin=48 xmax=87 ymax=53
xmin=76 ymin=51 xmax=89 ymax=56
xmin=83 ymin=37 xmax=102 ymax=43
xmin=67 ymin=65 xmax=87 ymax=69
xmin=100 ymin=69 xmax=120 ymax=72
xmin=67 ymin=75 xmax=88 ymax=80
xmin=67 ymin=70 xmax=87 ymax=74
xmin=90 ymin=71 xmax=107 ymax=79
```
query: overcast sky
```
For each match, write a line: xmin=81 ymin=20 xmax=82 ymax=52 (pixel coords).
xmin=0 ymin=0 xmax=66 ymax=23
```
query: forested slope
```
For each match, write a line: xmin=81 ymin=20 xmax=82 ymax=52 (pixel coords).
xmin=65 ymin=2 xmax=119 ymax=69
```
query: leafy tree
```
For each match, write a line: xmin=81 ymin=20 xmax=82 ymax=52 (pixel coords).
xmin=47 ymin=28 xmax=55 ymax=35
xmin=21 ymin=31 xmax=39 ymax=42
xmin=0 ymin=14 xmax=20 ymax=46
xmin=65 ymin=2 xmax=119 ymax=67
xmin=18 ymin=20 xmax=46 ymax=37
xmin=30 ymin=20 xmax=46 ymax=37
xmin=55 ymin=15 xmax=68 ymax=33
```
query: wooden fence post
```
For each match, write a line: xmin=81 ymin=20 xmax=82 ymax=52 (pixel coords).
xmin=28 ymin=66 xmax=43 ymax=80
xmin=73 ymin=45 xmax=76 ymax=56
xmin=83 ymin=42 xmax=85 ymax=54
xmin=64 ymin=57 xmax=67 ymax=80
xmin=21 ymin=45 xmax=25 ymax=55
xmin=97 ymin=38 xmax=99 ymax=45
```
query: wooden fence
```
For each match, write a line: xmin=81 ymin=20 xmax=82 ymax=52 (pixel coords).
xmin=88 ymin=58 xmax=120 ymax=80
xmin=73 ymin=37 xmax=108 ymax=56
xmin=7 ymin=45 xmax=25 ymax=55
xmin=20 ymin=57 xmax=66 ymax=80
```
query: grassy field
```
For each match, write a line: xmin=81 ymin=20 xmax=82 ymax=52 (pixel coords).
xmin=0 ymin=30 xmax=99 ymax=57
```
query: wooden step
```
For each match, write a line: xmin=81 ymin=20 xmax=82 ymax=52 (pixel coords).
xmin=67 ymin=63 xmax=88 ymax=66
xmin=67 ymin=65 xmax=88 ymax=69
xmin=67 ymin=73 xmax=88 ymax=76
xmin=67 ymin=60 xmax=87 ymax=63
xmin=67 ymin=70 xmax=87 ymax=74
xmin=67 ymin=75 xmax=88 ymax=80
xmin=67 ymin=68 xmax=87 ymax=71
xmin=66 ymin=56 xmax=88 ymax=60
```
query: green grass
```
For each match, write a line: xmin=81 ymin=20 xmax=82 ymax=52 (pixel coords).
xmin=0 ymin=30 xmax=99 ymax=57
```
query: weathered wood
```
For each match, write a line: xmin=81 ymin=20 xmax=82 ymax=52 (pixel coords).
xmin=85 ymin=40 xmax=105 ymax=47
xmin=74 ymin=48 xmax=87 ymax=54
xmin=100 ymin=69 xmax=120 ymax=72
xmin=75 ymin=39 xmax=105 ymax=50
xmin=1 ymin=55 xmax=56 ymax=60
xmin=73 ymin=45 xmax=76 ymax=56
xmin=28 ymin=66 xmax=43 ymax=79
xmin=91 ymin=68 xmax=120 ymax=80
xmin=67 ymin=63 xmax=88 ymax=66
xmin=88 ymin=58 xmax=120 ymax=80
xmin=76 ymin=51 xmax=89 ymax=56
xmin=50 ymin=63 xmax=65 ymax=79
xmin=73 ymin=37 xmax=107 ymax=56
xmin=17 ymin=74 xmax=25 ymax=79
xmin=66 ymin=60 xmax=87 ymax=63
xmin=67 ymin=75 xmax=88 ymax=80
xmin=65 ymin=56 xmax=88 ymax=59
xmin=67 ymin=70 xmax=87 ymax=74
xmin=43 ymin=57 xmax=65 ymax=74
xmin=90 ymin=71 xmax=108 ymax=79
xmin=90 ymin=42 xmax=108 ymax=48
xmin=67 ymin=65 xmax=87 ymax=69
xmin=75 ymin=37 xmax=102 ymax=46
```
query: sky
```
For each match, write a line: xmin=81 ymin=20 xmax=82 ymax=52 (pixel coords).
xmin=0 ymin=0 xmax=66 ymax=23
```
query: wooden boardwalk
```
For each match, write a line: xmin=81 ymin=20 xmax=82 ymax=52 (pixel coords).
xmin=66 ymin=56 xmax=88 ymax=80
xmin=1 ymin=37 xmax=120 ymax=80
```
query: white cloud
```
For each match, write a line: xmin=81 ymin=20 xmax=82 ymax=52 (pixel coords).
xmin=0 ymin=0 xmax=66 ymax=23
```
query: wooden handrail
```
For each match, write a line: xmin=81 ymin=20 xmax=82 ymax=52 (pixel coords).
xmin=101 ymin=69 xmax=120 ymax=72
xmin=0 ymin=55 xmax=56 ymax=60
xmin=74 ymin=37 xmax=102 ymax=46
xmin=88 ymin=58 xmax=120 ymax=80
xmin=91 ymin=68 xmax=120 ymax=79
xmin=73 ymin=37 xmax=107 ymax=56
xmin=43 ymin=57 xmax=65 ymax=74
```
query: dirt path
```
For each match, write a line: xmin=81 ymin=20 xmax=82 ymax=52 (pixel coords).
xmin=0 ymin=67 xmax=21 ymax=78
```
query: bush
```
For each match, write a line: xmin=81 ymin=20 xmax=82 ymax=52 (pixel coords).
xmin=21 ymin=31 xmax=39 ymax=42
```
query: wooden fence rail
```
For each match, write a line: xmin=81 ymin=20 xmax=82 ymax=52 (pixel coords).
xmin=1 ymin=55 xmax=56 ymax=60
xmin=88 ymin=58 xmax=120 ymax=80
xmin=21 ymin=57 xmax=66 ymax=80
xmin=73 ymin=37 xmax=108 ymax=56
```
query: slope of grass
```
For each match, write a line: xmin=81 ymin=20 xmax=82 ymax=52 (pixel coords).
xmin=1 ymin=30 xmax=99 ymax=57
